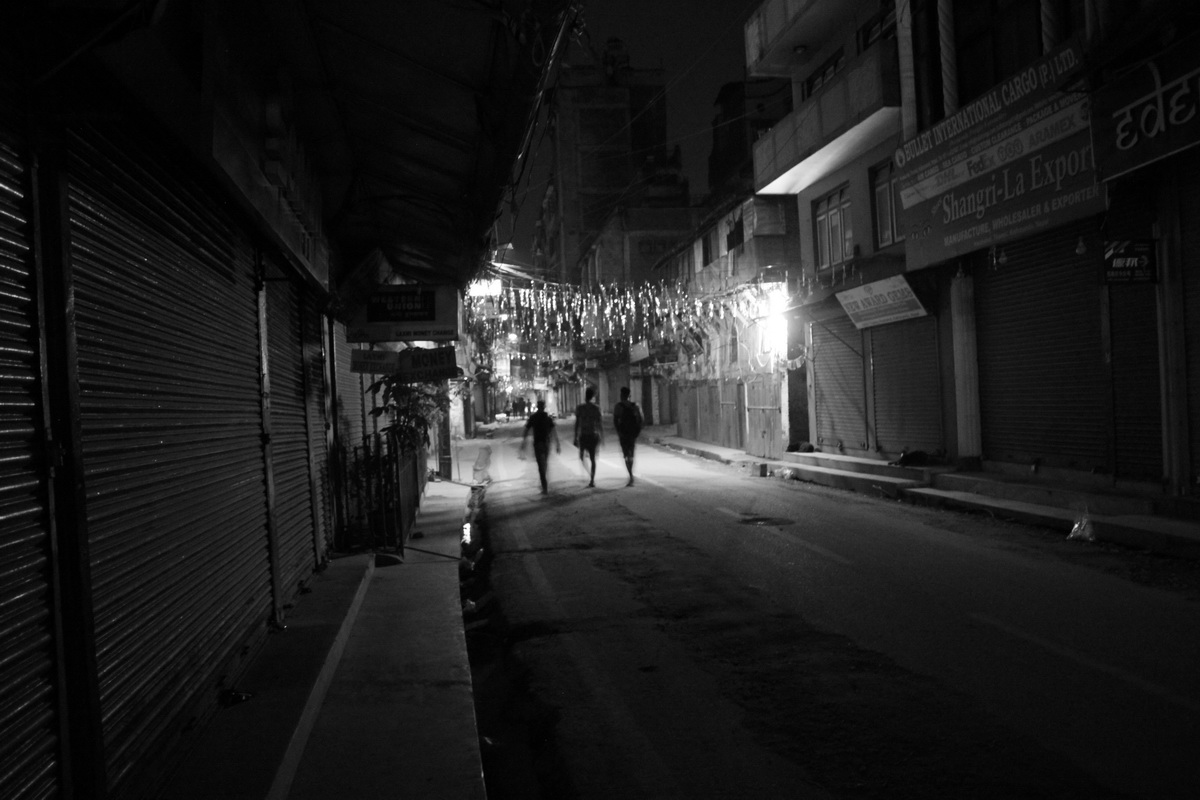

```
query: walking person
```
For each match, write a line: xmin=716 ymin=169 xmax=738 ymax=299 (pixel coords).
xmin=519 ymin=399 xmax=560 ymax=494
xmin=574 ymin=387 xmax=604 ymax=487
xmin=613 ymin=386 xmax=644 ymax=486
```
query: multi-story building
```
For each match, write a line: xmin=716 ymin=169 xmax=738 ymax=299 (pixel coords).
xmin=533 ymin=38 xmax=669 ymax=284
xmin=747 ymin=0 xmax=1196 ymax=492
xmin=656 ymin=193 xmax=802 ymax=457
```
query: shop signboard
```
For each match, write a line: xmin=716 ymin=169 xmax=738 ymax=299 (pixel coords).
xmin=629 ymin=340 xmax=650 ymax=363
xmin=895 ymin=39 xmax=1105 ymax=270
xmin=1092 ymin=40 xmax=1200 ymax=180
xmin=836 ymin=275 xmax=927 ymax=329
xmin=394 ymin=346 xmax=460 ymax=383
xmin=349 ymin=349 xmax=400 ymax=374
xmin=347 ymin=283 xmax=461 ymax=342
xmin=1103 ymin=240 xmax=1158 ymax=284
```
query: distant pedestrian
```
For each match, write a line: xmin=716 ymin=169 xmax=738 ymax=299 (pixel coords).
xmin=574 ymin=387 xmax=603 ymax=487
xmin=519 ymin=400 xmax=560 ymax=494
xmin=613 ymin=386 xmax=644 ymax=486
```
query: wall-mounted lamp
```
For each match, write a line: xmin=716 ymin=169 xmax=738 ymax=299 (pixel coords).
xmin=793 ymin=44 xmax=808 ymax=56
xmin=990 ymin=245 xmax=1007 ymax=268
xmin=1075 ymin=236 xmax=1087 ymax=255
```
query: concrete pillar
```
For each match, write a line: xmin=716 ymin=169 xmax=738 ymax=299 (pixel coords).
xmin=937 ymin=0 xmax=959 ymax=115
xmin=951 ymin=268 xmax=982 ymax=466
xmin=1041 ymin=0 xmax=1061 ymax=52
xmin=896 ymin=0 xmax=919 ymax=139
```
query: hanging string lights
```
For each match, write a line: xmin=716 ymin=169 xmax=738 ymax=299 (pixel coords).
xmin=464 ymin=276 xmax=792 ymax=379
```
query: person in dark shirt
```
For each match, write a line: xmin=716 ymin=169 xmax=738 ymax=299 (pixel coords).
xmin=613 ymin=386 xmax=643 ymax=486
xmin=519 ymin=399 xmax=560 ymax=494
xmin=573 ymin=387 xmax=603 ymax=487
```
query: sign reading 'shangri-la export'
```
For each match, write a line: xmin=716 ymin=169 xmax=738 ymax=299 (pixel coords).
xmin=894 ymin=38 xmax=1106 ymax=270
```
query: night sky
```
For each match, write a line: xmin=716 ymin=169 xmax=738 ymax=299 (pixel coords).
xmin=501 ymin=0 xmax=757 ymax=267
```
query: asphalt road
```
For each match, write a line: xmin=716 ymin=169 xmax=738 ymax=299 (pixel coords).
xmin=467 ymin=421 xmax=1200 ymax=799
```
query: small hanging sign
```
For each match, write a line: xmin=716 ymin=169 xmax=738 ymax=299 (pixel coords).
xmin=1103 ymin=240 xmax=1158 ymax=284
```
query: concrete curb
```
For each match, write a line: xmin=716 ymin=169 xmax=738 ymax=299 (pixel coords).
xmin=266 ymin=557 xmax=376 ymax=800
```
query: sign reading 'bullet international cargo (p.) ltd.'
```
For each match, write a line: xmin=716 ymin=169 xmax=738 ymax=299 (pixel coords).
xmin=894 ymin=38 xmax=1106 ymax=270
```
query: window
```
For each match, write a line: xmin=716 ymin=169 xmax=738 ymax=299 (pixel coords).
xmin=872 ymin=162 xmax=905 ymax=247
xmin=726 ymin=216 xmax=744 ymax=251
xmin=858 ymin=0 xmax=897 ymax=53
xmin=804 ymin=49 xmax=844 ymax=100
xmin=954 ymin=0 xmax=1041 ymax=105
xmin=814 ymin=186 xmax=852 ymax=270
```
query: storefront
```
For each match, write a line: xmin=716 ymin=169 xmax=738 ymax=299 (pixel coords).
xmin=1093 ymin=30 xmax=1200 ymax=491
xmin=892 ymin=38 xmax=1159 ymax=476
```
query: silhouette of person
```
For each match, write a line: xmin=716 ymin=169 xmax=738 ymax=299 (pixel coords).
xmin=520 ymin=399 xmax=560 ymax=494
xmin=573 ymin=387 xmax=603 ymax=487
xmin=613 ymin=386 xmax=643 ymax=486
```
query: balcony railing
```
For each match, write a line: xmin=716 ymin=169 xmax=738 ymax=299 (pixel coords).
xmin=691 ymin=236 xmax=799 ymax=294
xmin=753 ymin=37 xmax=900 ymax=194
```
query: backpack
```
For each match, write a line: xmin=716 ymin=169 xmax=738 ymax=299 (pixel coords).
xmin=616 ymin=400 xmax=643 ymax=437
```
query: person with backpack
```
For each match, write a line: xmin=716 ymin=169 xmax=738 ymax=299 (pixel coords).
xmin=573 ymin=386 xmax=604 ymax=487
xmin=613 ymin=386 xmax=644 ymax=486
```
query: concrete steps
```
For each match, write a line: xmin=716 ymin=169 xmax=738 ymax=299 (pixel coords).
xmin=773 ymin=451 xmax=933 ymax=499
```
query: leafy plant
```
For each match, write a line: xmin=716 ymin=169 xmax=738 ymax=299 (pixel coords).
xmin=367 ymin=376 xmax=447 ymax=452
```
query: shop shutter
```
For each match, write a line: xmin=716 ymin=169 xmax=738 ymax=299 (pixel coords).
xmin=265 ymin=263 xmax=317 ymax=599
xmin=0 ymin=118 xmax=61 ymax=800
xmin=812 ymin=316 xmax=867 ymax=451
xmin=303 ymin=294 xmax=332 ymax=562
xmin=65 ymin=124 xmax=271 ymax=796
xmin=1104 ymin=175 xmax=1163 ymax=482
xmin=1181 ymin=154 xmax=1200 ymax=483
xmin=975 ymin=220 xmax=1108 ymax=471
xmin=1108 ymin=284 xmax=1162 ymax=480
xmin=870 ymin=315 xmax=942 ymax=456
xmin=746 ymin=378 xmax=783 ymax=458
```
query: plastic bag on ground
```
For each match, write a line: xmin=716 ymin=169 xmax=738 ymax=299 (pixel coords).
xmin=1068 ymin=505 xmax=1096 ymax=542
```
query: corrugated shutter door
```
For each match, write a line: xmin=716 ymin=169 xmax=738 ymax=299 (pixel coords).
xmin=871 ymin=316 xmax=942 ymax=456
xmin=1109 ymin=283 xmax=1162 ymax=479
xmin=975 ymin=221 xmax=1108 ymax=471
xmin=303 ymin=295 xmax=331 ymax=561
xmin=1180 ymin=150 xmax=1200 ymax=484
xmin=0 ymin=119 xmax=61 ymax=800
xmin=813 ymin=317 xmax=867 ymax=451
xmin=266 ymin=269 xmax=316 ymax=598
xmin=66 ymin=125 xmax=271 ymax=795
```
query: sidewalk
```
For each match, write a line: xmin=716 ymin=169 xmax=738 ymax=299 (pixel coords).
xmin=161 ymin=477 xmax=483 ymax=800
xmin=648 ymin=430 xmax=1200 ymax=560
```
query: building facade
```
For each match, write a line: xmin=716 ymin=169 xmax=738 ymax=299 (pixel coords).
xmin=534 ymin=38 xmax=669 ymax=284
xmin=747 ymin=0 xmax=1195 ymax=491
xmin=0 ymin=1 xmax=565 ymax=796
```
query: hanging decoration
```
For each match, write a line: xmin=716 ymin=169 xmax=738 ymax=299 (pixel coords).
xmin=464 ymin=273 xmax=798 ymax=384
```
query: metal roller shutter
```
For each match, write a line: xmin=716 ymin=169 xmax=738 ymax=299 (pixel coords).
xmin=1104 ymin=175 xmax=1163 ymax=482
xmin=302 ymin=294 xmax=331 ymax=562
xmin=65 ymin=125 xmax=270 ymax=796
xmin=813 ymin=316 xmax=867 ymax=452
xmin=265 ymin=265 xmax=316 ymax=598
xmin=0 ymin=118 xmax=61 ymax=800
xmin=1177 ymin=149 xmax=1200 ymax=485
xmin=975 ymin=221 xmax=1108 ymax=471
xmin=1109 ymin=283 xmax=1162 ymax=480
xmin=870 ymin=316 xmax=942 ymax=456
